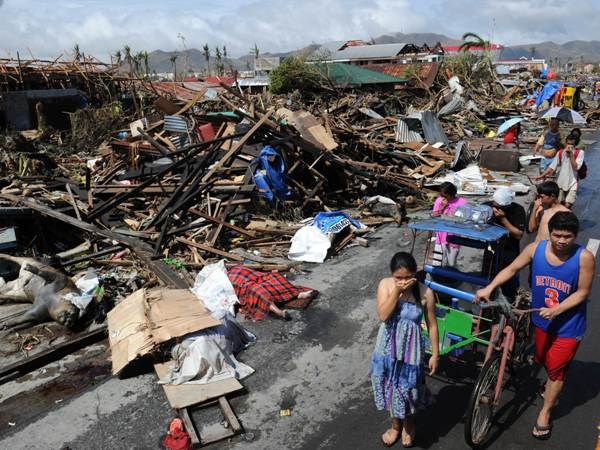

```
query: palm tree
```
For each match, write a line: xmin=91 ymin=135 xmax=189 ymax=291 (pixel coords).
xmin=113 ymin=49 xmax=122 ymax=67
xmin=202 ymin=43 xmax=211 ymax=75
xmin=458 ymin=32 xmax=489 ymax=53
xmin=134 ymin=51 xmax=145 ymax=77
xmin=223 ymin=45 xmax=234 ymax=74
xmin=123 ymin=44 xmax=133 ymax=77
xmin=215 ymin=46 xmax=223 ymax=75
xmin=530 ymin=46 xmax=536 ymax=59
xmin=141 ymin=51 xmax=150 ymax=78
xmin=251 ymin=43 xmax=260 ymax=71
xmin=72 ymin=43 xmax=81 ymax=61
xmin=170 ymin=53 xmax=178 ymax=81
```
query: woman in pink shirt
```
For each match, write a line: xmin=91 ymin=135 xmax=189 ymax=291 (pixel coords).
xmin=431 ymin=182 xmax=467 ymax=267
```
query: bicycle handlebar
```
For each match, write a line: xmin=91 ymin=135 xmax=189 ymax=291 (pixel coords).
xmin=424 ymin=279 xmax=516 ymax=319
xmin=424 ymin=279 xmax=476 ymax=302
xmin=479 ymin=298 xmax=515 ymax=319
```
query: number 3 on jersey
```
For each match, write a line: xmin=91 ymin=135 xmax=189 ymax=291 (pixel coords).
xmin=544 ymin=288 xmax=559 ymax=308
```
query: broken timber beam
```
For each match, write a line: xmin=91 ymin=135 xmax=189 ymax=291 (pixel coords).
xmin=200 ymin=112 xmax=271 ymax=183
xmin=175 ymin=237 xmax=245 ymax=262
xmin=188 ymin=208 xmax=256 ymax=238
xmin=0 ymin=194 xmax=187 ymax=289
xmin=137 ymin=128 xmax=172 ymax=157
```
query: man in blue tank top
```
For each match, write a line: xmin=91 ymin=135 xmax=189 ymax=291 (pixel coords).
xmin=476 ymin=212 xmax=595 ymax=440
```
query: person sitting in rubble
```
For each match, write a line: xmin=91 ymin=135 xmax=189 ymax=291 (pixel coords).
xmin=503 ymin=122 xmax=521 ymax=147
xmin=431 ymin=182 xmax=467 ymax=267
xmin=534 ymin=118 xmax=564 ymax=174
xmin=227 ymin=265 xmax=317 ymax=321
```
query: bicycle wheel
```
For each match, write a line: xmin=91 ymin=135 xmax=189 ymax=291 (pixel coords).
xmin=464 ymin=353 xmax=502 ymax=447
xmin=511 ymin=313 xmax=533 ymax=373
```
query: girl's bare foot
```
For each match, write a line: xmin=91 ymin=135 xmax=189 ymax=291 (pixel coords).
xmin=381 ymin=428 xmax=400 ymax=447
xmin=402 ymin=417 xmax=415 ymax=447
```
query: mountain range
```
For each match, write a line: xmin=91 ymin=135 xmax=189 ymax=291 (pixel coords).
xmin=144 ymin=33 xmax=600 ymax=74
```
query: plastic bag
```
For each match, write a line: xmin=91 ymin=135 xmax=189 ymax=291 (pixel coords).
xmin=288 ymin=225 xmax=331 ymax=263
xmin=190 ymin=260 xmax=238 ymax=314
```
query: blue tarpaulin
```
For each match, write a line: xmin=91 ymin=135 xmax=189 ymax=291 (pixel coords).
xmin=313 ymin=211 xmax=362 ymax=234
xmin=535 ymin=81 xmax=562 ymax=108
xmin=408 ymin=218 xmax=508 ymax=242
xmin=253 ymin=146 xmax=291 ymax=202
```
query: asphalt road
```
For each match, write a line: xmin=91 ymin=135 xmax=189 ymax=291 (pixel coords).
xmin=302 ymin=134 xmax=600 ymax=450
xmin=1 ymin=136 xmax=598 ymax=450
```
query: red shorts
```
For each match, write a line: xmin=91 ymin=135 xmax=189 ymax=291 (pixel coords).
xmin=534 ymin=327 xmax=580 ymax=381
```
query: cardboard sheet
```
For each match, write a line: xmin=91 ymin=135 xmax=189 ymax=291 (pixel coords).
xmin=107 ymin=288 xmax=219 ymax=375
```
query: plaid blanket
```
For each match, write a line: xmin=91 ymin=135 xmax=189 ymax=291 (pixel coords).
xmin=227 ymin=265 xmax=308 ymax=321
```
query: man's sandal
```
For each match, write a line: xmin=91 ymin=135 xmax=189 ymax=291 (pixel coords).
xmin=532 ymin=422 xmax=552 ymax=440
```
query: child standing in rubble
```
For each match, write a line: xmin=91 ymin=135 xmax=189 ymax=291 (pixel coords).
xmin=431 ymin=181 xmax=466 ymax=267
xmin=371 ymin=252 xmax=439 ymax=447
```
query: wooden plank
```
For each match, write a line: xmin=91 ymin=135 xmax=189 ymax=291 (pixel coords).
xmin=0 ymin=194 xmax=187 ymax=289
xmin=188 ymin=208 xmax=256 ymax=238
xmin=219 ymin=396 xmax=242 ymax=432
xmin=65 ymin=183 xmax=82 ymax=220
xmin=137 ymin=128 xmax=172 ymax=156
xmin=206 ymin=167 xmax=254 ymax=246
xmin=180 ymin=407 xmax=201 ymax=446
xmin=0 ymin=327 xmax=106 ymax=384
xmin=154 ymin=363 xmax=243 ymax=409
xmin=175 ymin=88 xmax=208 ymax=116
xmin=175 ymin=237 xmax=245 ymax=261
xmin=201 ymin=112 xmax=271 ymax=183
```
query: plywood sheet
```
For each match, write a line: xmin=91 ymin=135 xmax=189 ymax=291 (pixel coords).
xmin=154 ymin=362 xmax=243 ymax=409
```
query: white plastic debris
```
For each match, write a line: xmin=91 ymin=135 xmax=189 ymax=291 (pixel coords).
xmin=288 ymin=225 xmax=331 ymax=263
xmin=190 ymin=260 xmax=238 ymax=314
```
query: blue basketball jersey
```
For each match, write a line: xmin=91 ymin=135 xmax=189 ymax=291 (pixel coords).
xmin=531 ymin=241 xmax=586 ymax=338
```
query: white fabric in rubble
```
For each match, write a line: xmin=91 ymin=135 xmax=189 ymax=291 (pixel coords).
xmin=288 ymin=225 xmax=331 ymax=263
xmin=65 ymin=269 xmax=99 ymax=317
xmin=434 ymin=164 xmax=487 ymax=195
xmin=365 ymin=195 xmax=397 ymax=206
xmin=162 ymin=311 xmax=256 ymax=385
xmin=190 ymin=260 xmax=238 ymax=314
xmin=448 ymin=76 xmax=464 ymax=95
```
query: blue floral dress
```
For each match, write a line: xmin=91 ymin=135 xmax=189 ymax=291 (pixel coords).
xmin=371 ymin=300 xmax=427 ymax=419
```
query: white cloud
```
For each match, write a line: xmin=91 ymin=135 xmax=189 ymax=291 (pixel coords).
xmin=0 ymin=0 xmax=597 ymax=61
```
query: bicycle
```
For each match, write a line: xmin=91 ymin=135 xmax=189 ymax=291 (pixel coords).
xmin=464 ymin=294 xmax=536 ymax=447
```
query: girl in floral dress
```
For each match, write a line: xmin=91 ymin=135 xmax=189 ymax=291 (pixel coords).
xmin=371 ymin=252 xmax=439 ymax=447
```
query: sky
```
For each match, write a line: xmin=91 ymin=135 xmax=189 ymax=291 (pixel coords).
xmin=1 ymin=0 xmax=599 ymax=61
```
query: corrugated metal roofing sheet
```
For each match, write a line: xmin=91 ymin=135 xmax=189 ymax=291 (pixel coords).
xmin=363 ymin=62 xmax=440 ymax=89
xmin=164 ymin=115 xmax=188 ymax=133
xmin=312 ymin=43 xmax=408 ymax=61
xmin=147 ymin=81 xmax=225 ymax=102
xmin=237 ymin=76 xmax=270 ymax=87
xmin=201 ymin=76 xmax=236 ymax=87
xmin=316 ymin=63 xmax=406 ymax=86
xmin=442 ymin=44 xmax=503 ymax=52
xmin=395 ymin=119 xmax=424 ymax=143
